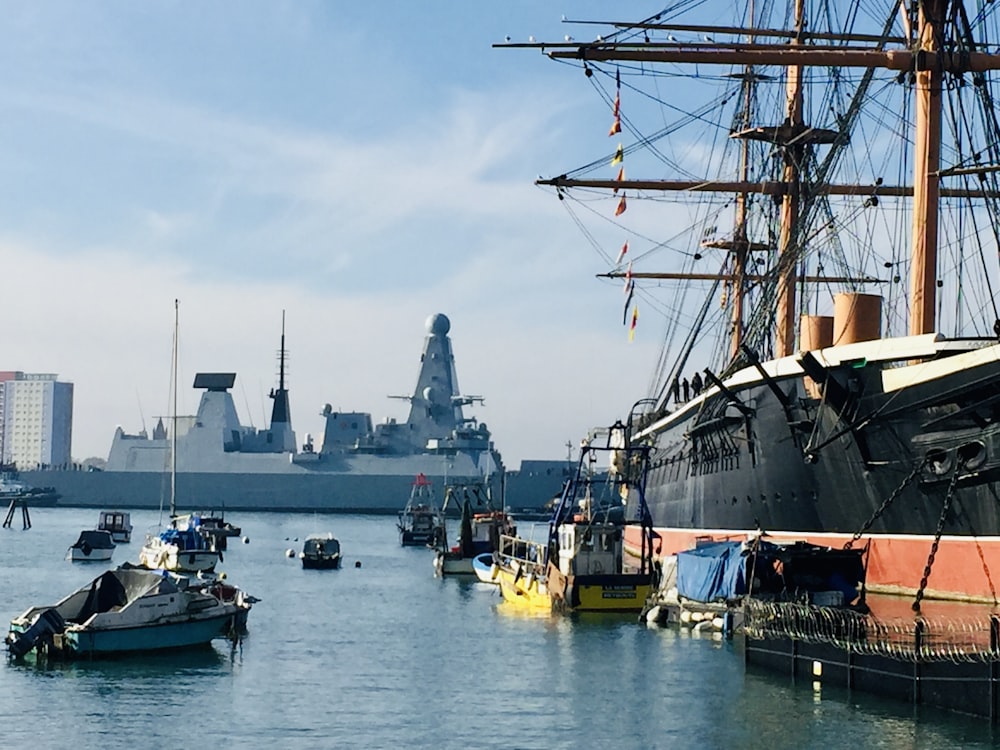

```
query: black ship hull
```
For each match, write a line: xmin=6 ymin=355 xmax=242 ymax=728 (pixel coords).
xmin=633 ymin=336 xmax=1000 ymax=602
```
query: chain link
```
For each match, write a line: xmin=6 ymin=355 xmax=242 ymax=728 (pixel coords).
xmin=912 ymin=461 xmax=963 ymax=613
xmin=844 ymin=458 xmax=927 ymax=550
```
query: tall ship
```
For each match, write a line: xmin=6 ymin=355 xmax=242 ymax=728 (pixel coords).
xmin=22 ymin=313 xmax=565 ymax=513
xmin=519 ymin=2 xmax=1000 ymax=603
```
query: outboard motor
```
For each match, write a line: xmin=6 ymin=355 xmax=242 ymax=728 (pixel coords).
xmin=6 ymin=608 xmax=66 ymax=658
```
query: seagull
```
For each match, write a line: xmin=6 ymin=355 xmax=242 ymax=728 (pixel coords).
xmin=504 ymin=35 xmax=511 ymax=43
xmin=668 ymin=34 xmax=677 ymax=42
xmin=704 ymin=35 xmax=714 ymax=42
xmin=564 ymin=35 xmax=573 ymax=42
xmin=529 ymin=35 xmax=536 ymax=42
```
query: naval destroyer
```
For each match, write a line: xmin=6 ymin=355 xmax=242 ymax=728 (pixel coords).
xmin=22 ymin=313 xmax=567 ymax=513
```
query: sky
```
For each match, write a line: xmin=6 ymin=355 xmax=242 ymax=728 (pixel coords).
xmin=0 ymin=1 xmax=670 ymax=466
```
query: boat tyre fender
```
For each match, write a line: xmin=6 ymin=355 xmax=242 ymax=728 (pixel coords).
xmin=81 ymin=542 xmax=92 ymax=556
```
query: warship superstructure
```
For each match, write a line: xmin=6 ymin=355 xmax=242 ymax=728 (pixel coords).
xmin=21 ymin=314 xmax=562 ymax=513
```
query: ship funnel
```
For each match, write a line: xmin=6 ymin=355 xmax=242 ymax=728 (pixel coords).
xmin=800 ymin=315 xmax=834 ymax=351
xmin=833 ymin=293 xmax=882 ymax=345
xmin=800 ymin=315 xmax=834 ymax=399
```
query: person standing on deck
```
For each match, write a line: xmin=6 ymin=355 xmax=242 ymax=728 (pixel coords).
xmin=691 ymin=371 xmax=703 ymax=397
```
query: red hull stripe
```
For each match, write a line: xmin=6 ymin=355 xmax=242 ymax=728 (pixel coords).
xmin=626 ymin=526 xmax=1000 ymax=603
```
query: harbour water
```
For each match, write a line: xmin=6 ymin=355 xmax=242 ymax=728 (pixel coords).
xmin=0 ymin=508 xmax=995 ymax=749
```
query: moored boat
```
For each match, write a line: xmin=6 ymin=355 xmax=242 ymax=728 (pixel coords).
xmin=5 ymin=565 xmax=252 ymax=658
xmin=67 ymin=529 xmax=115 ymax=563
xmin=517 ymin=3 xmax=1000 ymax=604
xmin=138 ymin=301 xmax=221 ymax=575
xmin=493 ymin=534 xmax=551 ymax=612
xmin=471 ymin=552 xmax=497 ymax=585
xmin=97 ymin=510 xmax=132 ymax=543
xmin=300 ymin=533 xmax=342 ymax=569
xmin=1 ymin=465 xmax=59 ymax=507
xmin=543 ymin=423 xmax=658 ymax=613
xmin=495 ymin=422 xmax=660 ymax=614
xmin=398 ymin=473 xmax=445 ymax=547
xmin=433 ymin=481 xmax=516 ymax=576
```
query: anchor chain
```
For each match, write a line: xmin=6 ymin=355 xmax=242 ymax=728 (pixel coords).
xmin=912 ymin=460 xmax=964 ymax=613
xmin=844 ymin=458 xmax=927 ymax=550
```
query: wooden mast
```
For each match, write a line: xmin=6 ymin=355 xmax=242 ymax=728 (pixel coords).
xmin=530 ymin=2 xmax=1000 ymax=345
xmin=775 ymin=0 xmax=805 ymax=357
xmin=910 ymin=0 xmax=944 ymax=335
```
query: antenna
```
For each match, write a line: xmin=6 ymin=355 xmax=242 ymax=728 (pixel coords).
xmin=279 ymin=309 xmax=287 ymax=392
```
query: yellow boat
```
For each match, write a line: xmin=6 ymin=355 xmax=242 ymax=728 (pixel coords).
xmin=495 ymin=421 xmax=660 ymax=614
xmin=493 ymin=535 xmax=551 ymax=612
xmin=547 ymin=520 xmax=654 ymax=613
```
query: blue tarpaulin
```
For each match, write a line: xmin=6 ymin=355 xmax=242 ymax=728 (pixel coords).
xmin=676 ymin=541 xmax=747 ymax=602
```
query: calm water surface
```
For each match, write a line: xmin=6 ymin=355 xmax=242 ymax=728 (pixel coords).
xmin=0 ymin=508 xmax=995 ymax=749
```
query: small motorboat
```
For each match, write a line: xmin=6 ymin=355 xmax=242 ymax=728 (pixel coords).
xmin=67 ymin=530 xmax=115 ymax=562
xmin=472 ymin=553 xmax=498 ymax=585
xmin=97 ymin=511 xmax=133 ymax=543
xmin=300 ymin=534 xmax=342 ymax=569
xmin=6 ymin=565 xmax=254 ymax=658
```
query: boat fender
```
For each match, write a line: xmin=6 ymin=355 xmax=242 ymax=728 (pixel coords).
xmin=645 ymin=605 xmax=661 ymax=625
xmin=80 ymin=542 xmax=92 ymax=556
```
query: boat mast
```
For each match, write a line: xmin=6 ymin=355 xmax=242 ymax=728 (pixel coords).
xmin=704 ymin=1 xmax=758 ymax=359
xmin=910 ymin=0 xmax=944 ymax=335
xmin=774 ymin=0 xmax=805 ymax=357
xmin=171 ymin=298 xmax=178 ymax=518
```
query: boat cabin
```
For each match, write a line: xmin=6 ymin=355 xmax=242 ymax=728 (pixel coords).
xmin=556 ymin=522 xmax=624 ymax=577
xmin=97 ymin=511 xmax=133 ymax=544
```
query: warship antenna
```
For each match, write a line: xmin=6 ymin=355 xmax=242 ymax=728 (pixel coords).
xmin=279 ymin=309 xmax=287 ymax=392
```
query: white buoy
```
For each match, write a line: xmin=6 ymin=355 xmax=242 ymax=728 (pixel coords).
xmin=243 ymin=536 xmax=250 ymax=544
xmin=286 ymin=549 xmax=294 ymax=558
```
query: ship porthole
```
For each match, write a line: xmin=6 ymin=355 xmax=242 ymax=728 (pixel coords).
xmin=958 ymin=441 xmax=987 ymax=471
xmin=926 ymin=448 xmax=952 ymax=476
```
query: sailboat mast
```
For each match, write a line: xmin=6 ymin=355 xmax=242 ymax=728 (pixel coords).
xmin=910 ymin=0 xmax=944 ymax=335
xmin=774 ymin=0 xmax=805 ymax=357
xmin=171 ymin=299 xmax=178 ymax=518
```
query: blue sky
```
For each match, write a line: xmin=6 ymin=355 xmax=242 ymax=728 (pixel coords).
xmin=0 ymin=2 xmax=667 ymax=465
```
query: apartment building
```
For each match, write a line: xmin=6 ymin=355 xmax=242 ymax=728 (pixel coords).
xmin=0 ymin=372 xmax=73 ymax=468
